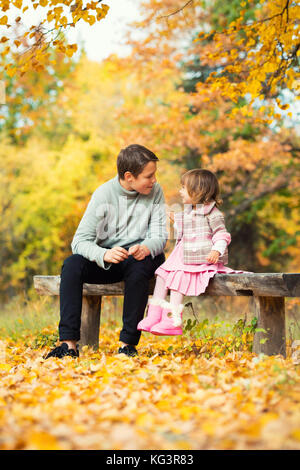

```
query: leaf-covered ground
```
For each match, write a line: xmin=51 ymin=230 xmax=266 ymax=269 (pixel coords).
xmin=0 ymin=322 xmax=299 ymax=450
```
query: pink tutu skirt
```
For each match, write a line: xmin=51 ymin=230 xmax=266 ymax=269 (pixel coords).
xmin=155 ymin=239 xmax=250 ymax=296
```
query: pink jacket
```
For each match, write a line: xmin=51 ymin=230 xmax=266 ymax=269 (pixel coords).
xmin=173 ymin=201 xmax=231 ymax=265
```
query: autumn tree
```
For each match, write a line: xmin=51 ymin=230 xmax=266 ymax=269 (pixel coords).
xmin=194 ymin=0 xmax=300 ymax=120
xmin=0 ymin=30 xmax=80 ymax=145
xmin=0 ymin=0 xmax=109 ymax=78
xmin=145 ymin=0 xmax=299 ymax=121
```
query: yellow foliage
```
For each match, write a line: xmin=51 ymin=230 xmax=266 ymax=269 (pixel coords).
xmin=0 ymin=1 xmax=109 ymax=78
xmin=196 ymin=1 xmax=299 ymax=120
xmin=133 ymin=1 xmax=299 ymax=123
xmin=0 ymin=134 xmax=113 ymax=292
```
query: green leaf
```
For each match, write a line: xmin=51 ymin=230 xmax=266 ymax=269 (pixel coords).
xmin=255 ymin=328 xmax=267 ymax=334
xmin=259 ymin=338 xmax=268 ymax=344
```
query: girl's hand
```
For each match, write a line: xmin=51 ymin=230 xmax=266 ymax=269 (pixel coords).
xmin=167 ymin=211 xmax=175 ymax=222
xmin=206 ymin=250 xmax=220 ymax=264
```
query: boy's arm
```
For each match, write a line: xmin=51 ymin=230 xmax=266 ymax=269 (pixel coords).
xmin=142 ymin=186 xmax=168 ymax=259
xmin=71 ymin=191 xmax=112 ymax=270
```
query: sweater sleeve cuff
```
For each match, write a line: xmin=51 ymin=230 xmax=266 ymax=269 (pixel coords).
xmin=212 ymin=239 xmax=227 ymax=256
xmin=98 ymin=248 xmax=112 ymax=270
xmin=142 ymin=239 xmax=164 ymax=260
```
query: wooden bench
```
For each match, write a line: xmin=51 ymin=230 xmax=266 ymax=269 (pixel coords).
xmin=33 ymin=273 xmax=300 ymax=358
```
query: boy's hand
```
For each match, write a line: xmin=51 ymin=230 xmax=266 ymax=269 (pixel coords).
xmin=128 ymin=244 xmax=150 ymax=260
xmin=103 ymin=246 xmax=129 ymax=264
xmin=206 ymin=250 xmax=220 ymax=264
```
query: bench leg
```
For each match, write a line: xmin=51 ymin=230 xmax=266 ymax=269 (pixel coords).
xmin=79 ymin=295 xmax=102 ymax=350
xmin=253 ymin=296 xmax=286 ymax=358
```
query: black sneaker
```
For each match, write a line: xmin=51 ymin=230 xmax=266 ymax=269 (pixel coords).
xmin=44 ymin=342 xmax=79 ymax=359
xmin=118 ymin=345 xmax=138 ymax=357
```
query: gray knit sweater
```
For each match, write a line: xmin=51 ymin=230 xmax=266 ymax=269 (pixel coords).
xmin=71 ymin=175 xmax=168 ymax=270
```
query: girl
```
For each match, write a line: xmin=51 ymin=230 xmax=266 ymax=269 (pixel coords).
xmin=137 ymin=169 xmax=249 ymax=336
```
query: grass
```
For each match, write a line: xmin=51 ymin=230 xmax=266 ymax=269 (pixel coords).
xmin=0 ymin=295 xmax=60 ymax=343
xmin=0 ymin=294 xmax=299 ymax=353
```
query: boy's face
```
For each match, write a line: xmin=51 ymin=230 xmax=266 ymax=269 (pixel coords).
xmin=123 ymin=161 xmax=157 ymax=195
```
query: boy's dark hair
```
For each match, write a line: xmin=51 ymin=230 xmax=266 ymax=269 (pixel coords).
xmin=117 ymin=144 xmax=159 ymax=179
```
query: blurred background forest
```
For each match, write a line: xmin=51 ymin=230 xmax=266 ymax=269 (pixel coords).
xmin=0 ymin=0 xmax=299 ymax=323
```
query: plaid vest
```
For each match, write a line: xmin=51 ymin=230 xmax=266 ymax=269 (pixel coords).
xmin=173 ymin=201 xmax=231 ymax=265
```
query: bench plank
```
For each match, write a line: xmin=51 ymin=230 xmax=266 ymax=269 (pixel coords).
xmin=34 ymin=275 xmax=155 ymax=296
xmin=34 ymin=273 xmax=300 ymax=297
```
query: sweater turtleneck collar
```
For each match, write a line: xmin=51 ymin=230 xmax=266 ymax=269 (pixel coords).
xmin=113 ymin=175 xmax=139 ymax=198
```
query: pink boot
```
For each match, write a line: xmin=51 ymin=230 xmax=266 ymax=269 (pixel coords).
xmin=150 ymin=302 xmax=184 ymax=336
xmin=137 ymin=298 xmax=166 ymax=332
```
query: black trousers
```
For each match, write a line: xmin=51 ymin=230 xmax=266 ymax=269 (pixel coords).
xmin=58 ymin=249 xmax=165 ymax=346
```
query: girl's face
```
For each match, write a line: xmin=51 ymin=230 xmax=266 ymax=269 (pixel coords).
xmin=179 ymin=184 xmax=194 ymax=205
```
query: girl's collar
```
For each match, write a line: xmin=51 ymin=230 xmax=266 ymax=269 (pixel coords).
xmin=184 ymin=201 xmax=216 ymax=215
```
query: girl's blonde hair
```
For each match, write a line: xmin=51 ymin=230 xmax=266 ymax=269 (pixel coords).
xmin=181 ymin=169 xmax=223 ymax=207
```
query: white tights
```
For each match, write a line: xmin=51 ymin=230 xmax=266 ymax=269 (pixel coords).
xmin=152 ymin=275 xmax=184 ymax=306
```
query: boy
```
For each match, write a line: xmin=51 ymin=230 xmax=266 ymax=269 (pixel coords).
xmin=45 ymin=144 xmax=168 ymax=358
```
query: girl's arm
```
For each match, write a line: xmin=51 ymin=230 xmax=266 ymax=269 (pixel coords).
xmin=212 ymin=239 xmax=228 ymax=256
xmin=206 ymin=210 xmax=231 ymax=263
xmin=208 ymin=210 xmax=231 ymax=246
